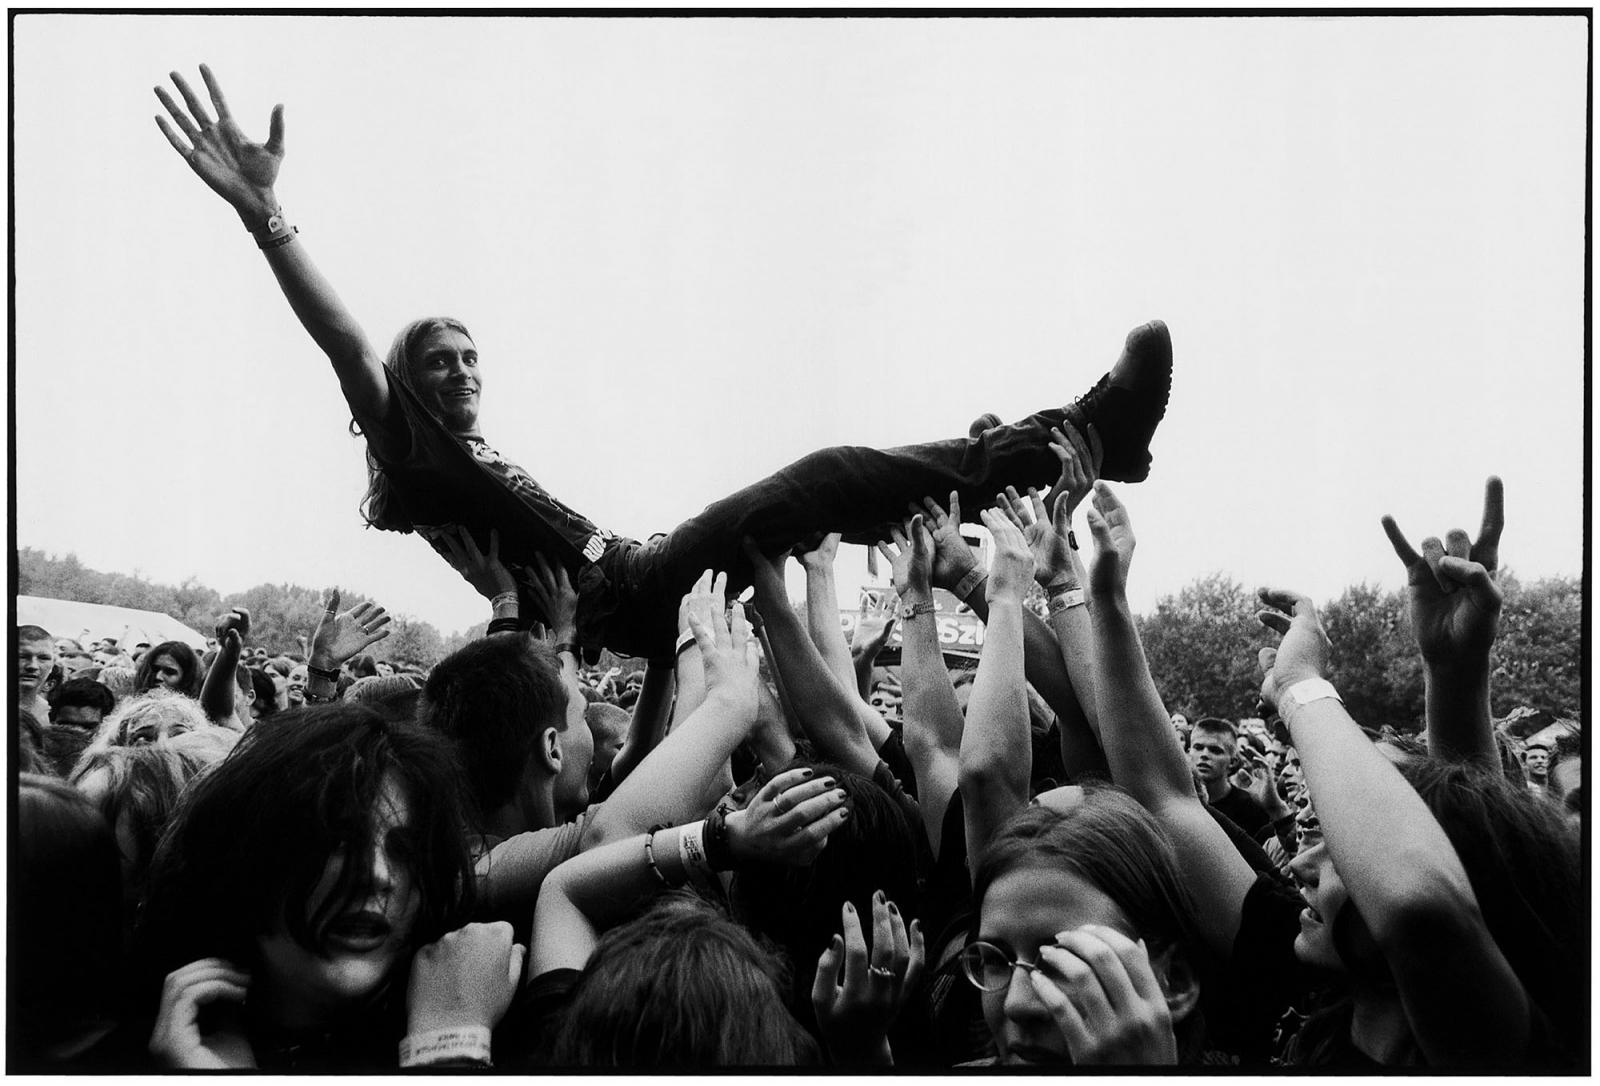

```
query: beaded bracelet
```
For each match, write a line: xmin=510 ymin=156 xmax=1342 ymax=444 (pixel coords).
xmin=644 ymin=826 xmax=673 ymax=887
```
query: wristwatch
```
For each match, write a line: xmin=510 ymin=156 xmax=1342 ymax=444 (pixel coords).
xmin=1279 ymin=677 xmax=1342 ymax=714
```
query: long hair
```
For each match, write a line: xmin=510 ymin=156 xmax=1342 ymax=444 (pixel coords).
xmin=1399 ymin=757 xmax=1583 ymax=1056
xmin=356 ymin=317 xmax=474 ymax=530
xmin=76 ymin=690 xmax=209 ymax=764
xmin=132 ymin=642 xmax=203 ymax=699
xmin=136 ymin=705 xmax=476 ymax=987
xmin=551 ymin=894 xmax=818 ymax=1067
xmin=729 ymin=761 xmax=922 ymax=1034
xmin=970 ymin=788 xmax=1212 ymax=1061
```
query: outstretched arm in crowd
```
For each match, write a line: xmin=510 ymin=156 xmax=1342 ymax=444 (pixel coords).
xmin=199 ymin=608 xmax=251 ymax=729
xmin=521 ymin=553 xmax=581 ymax=683
xmin=877 ymin=515 xmax=963 ymax=858
xmin=850 ymin=595 xmax=898 ymax=701
xmin=154 ymin=66 xmax=390 ymax=428
xmin=606 ymin=658 xmax=675 ymax=790
xmin=919 ymin=485 xmax=1102 ymax=778
xmin=743 ymin=540 xmax=880 ymax=778
xmin=535 ymin=768 xmax=848 ymax=975
xmin=438 ymin=527 xmax=524 ymax=635
xmin=1380 ymin=476 xmax=1504 ymax=766
xmin=957 ymin=509 xmax=1035 ymax=861
xmin=1082 ymin=483 xmax=1257 ymax=955
xmin=994 ymin=435 xmax=1109 ymax=778
xmin=580 ymin=572 xmax=757 ymax=849
xmin=797 ymin=535 xmax=893 ymax=747
xmin=300 ymin=588 xmax=393 ymax=703
xmin=1258 ymin=588 xmax=1530 ymax=1065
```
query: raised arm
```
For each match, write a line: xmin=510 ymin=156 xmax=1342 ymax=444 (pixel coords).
xmin=535 ymin=768 xmax=847 ymax=975
xmin=957 ymin=509 xmax=1035 ymax=862
xmin=877 ymin=515 xmax=964 ymax=858
xmin=1379 ymin=476 xmax=1504 ymax=766
xmin=155 ymin=65 xmax=389 ymax=423
xmin=1258 ymin=588 xmax=1530 ymax=1066
xmin=743 ymin=541 xmax=880 ymax=778
xmin=300 ymin=588 xmax=393 ymax=704
xmin=1082 ymin=483 xmax=1257 ymax=956
xmin=580 ymin=572 xmax=758 ymax=849
xmin=797 ymin=534 xmax=892 ymax=751
xmin=199 ymin=608 xmax=250 ymax=729
xmin=607 ymin=657 xmax=674 ymax=789
xmin=919 ymin=489 xmax=1095 ymax=767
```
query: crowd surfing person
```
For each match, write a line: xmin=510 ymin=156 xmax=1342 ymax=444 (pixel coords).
xmin=153 ymin=63 xmax=1173 ymax=659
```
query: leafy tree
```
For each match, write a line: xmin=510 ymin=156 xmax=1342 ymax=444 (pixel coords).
xmin=1137 ymin=572 xmax=1274 ymax=719
xmin=1491 ymin=571 xmax=1581 ymax=718
xmin=1319 ymin=582 xmax=1425 ymax=731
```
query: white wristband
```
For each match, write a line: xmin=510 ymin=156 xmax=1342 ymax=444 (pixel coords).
xmin=1046 ymin=588 xmax=1086 ymax=615
xmin=399 ymin=1026 xmax=493 ymax=1068
xmin=677 ymin=819 xmax=712 ymax=879
xmin=1280 ymin=677 xmax=1342 ymax=716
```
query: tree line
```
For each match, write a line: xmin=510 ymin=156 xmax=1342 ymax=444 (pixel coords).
xmin=16 ymin=550 xmax=1581 ymax=724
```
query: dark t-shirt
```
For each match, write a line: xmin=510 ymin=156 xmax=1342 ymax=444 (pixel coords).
xmin=1205 ymin=873 xmax=1327 ymax=1065
xmin=1211 ymin=784 xmax=1272 ymax=839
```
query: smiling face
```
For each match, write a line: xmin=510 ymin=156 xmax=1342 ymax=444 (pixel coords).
xmin=408 ymin=326 xmax=482 ymax=435
xmin=287 ymin=666 xmax=308 ymax=707
xmin=255 ymin=773 xmax=421 ymax=1020
xmin=1287 ymin=818 xmax=1348 ymax=973
xmin=976 ymin=866 xmax=1142 ymax=1066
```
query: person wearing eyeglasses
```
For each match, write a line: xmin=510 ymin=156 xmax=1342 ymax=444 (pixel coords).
xmin=958 ymin=789 xmax=1210 ymax=1065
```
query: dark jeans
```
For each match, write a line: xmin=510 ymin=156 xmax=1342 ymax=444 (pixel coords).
xmin=591 ymin=402 xmax=1073 ymax=657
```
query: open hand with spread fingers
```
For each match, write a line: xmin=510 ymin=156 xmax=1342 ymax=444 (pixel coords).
xmin=915 ymin=491 xmax=983 ymax=595
xmin=1029 ymin=925 xmax=1179 ymax=1065
xmin=309 ymin=588 xmax=392 ymax=669
xmin=812 ymin=891 xmax=925 ymax=1065
xmin=726 ymin=766 xmax=851 ymax=866
xmin=154 ymin=64 xmax=283 ymax=224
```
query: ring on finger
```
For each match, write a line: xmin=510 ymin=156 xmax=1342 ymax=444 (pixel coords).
xmin=867 ymin=965 xmax=896 ymax=980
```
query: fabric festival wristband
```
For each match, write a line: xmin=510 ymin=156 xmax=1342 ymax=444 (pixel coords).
xmin=490 ymin=590 xmax=520 ymax=610
xmin=900 ymin=599 xmax=936 ymax=620
xmin=398 ymin=1026 xmax=492 ymax=1068
xmin=554 ymin=642 xmax=580 ymax=659
xmin=677 ymin=820 xmax=713 ymax=880
xmin=1046 ymin=589 xmax=1087 ymax=616
xmin=952 ymin=567 xmax=988 ymax=602
xmin=486 ymin=618 xmax=522 ymax=635
xmin=307 ymin=663 xmax=340 ymax=682
xmin=675 ymin=629 xmax=697 ymax=657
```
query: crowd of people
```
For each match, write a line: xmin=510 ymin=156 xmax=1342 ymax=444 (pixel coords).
xmin=10 ymin=61 xmax=1585 ymax=1072
xmin=15 ymin=459 xmax=1586 ymax=1070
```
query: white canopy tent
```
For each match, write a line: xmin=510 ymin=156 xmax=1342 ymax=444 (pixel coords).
xmin=15 ymin=595 xmax=207 ymax=651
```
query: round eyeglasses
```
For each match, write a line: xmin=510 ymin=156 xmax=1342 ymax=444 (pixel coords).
xmin=958 ymin=941 xmax=1040 ymax=992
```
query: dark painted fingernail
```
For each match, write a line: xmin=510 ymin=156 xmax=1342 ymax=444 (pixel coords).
xmin=844 ymin=901 xmax=855 ymax=914
xmin=874 ymin=889 xmax=886 ymax=905
xmin=888 ymin=901 xmax=899 ymax=916
xmin=821 ymin=778 xmax=835 ymax=788
xmin=838 ymin=809 xmax=851 ymax=821
xmin=835 ymin=789 xmax=847 ymax=801
xmin=801 ymin=768 xmax=814 ymax=778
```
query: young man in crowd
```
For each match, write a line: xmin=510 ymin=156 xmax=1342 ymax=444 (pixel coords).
xmin=1187 ymin=716 xmax=1272 ymax=838
xmin=1522 ymin=738 xmax=1553 ymax=797
xmin=17 ymin=625 xmax=58 ymax=724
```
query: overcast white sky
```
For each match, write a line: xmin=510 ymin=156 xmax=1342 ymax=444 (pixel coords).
xmin=11 ymin=12 xmax=1588 ymax=640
